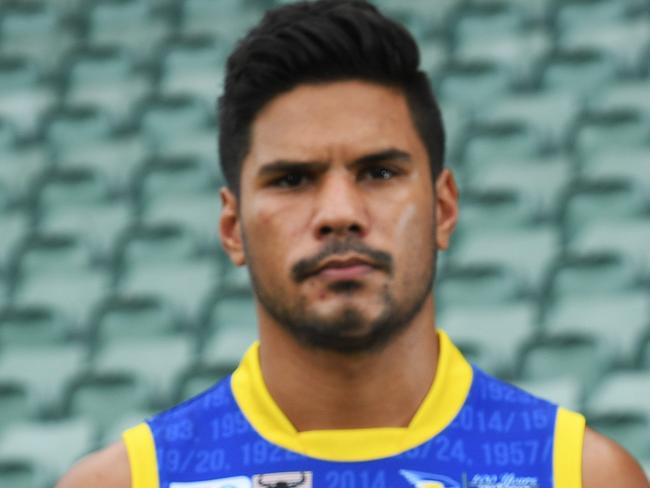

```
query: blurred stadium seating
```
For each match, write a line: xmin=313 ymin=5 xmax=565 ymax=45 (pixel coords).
xmin=0 ymin=0 xmax=649 ymax=484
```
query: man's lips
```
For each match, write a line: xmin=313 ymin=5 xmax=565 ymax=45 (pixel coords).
xmin=311 ymin=257 xmax=377 ymax=280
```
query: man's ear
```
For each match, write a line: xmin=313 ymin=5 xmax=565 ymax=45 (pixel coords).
xmin=435 ymin=168 xmax=459 ymax=251
xmin=219 ymin=187 xmax=246 ymax=266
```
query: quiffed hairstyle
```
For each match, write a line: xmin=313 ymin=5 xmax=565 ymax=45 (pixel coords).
xmin=218 ymin=0 xmax=445 ymax=196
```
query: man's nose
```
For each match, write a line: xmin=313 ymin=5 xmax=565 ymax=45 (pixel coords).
xmin=313 ymin=172 xmax=369 ymax=240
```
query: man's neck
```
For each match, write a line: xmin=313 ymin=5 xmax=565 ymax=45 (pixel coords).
xmin=257 ymin=300 xmax=439 ymax=431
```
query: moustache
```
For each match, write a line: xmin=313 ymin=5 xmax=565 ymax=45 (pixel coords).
xmin=291 ymin=240 xmax=393 ymax=283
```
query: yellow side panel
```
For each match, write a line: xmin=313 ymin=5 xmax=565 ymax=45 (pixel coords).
xmin=122 ymin=422 xmax=160 ymax=488
xmin=553 ymin=407 xmax=586 ymax=488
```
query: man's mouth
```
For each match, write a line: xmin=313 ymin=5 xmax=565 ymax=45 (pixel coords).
xmin=312 ymin=256 xmax=376 ymax=280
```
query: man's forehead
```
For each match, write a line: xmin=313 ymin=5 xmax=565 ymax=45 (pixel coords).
xmin=244 ymin=80 xmax=424 ymax=172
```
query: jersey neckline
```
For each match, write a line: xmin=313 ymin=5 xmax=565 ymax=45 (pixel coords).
xmin=230 ymin=329 xmax=473 ymax=462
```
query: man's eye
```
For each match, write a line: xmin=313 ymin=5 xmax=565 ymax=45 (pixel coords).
xmin=273 ymin=172 xmax=308 ymax=188
xmin=363 ymin=166 xmax=396 ymax=180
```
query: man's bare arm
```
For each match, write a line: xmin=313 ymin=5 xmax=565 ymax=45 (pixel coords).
xmin=583 ymin=426 xmax=649 ymax=487
xmin=55 ymin=440 xmax=131 ymax=488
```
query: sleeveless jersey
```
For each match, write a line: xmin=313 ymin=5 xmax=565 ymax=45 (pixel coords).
xmin=123 ymin=331 xmax=585 ymax=488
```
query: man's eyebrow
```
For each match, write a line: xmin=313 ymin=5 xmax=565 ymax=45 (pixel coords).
xmin=257 ymin=160 xmax=328 ymax=178
xmin=352 ymin=148 xmax=412 ymax=167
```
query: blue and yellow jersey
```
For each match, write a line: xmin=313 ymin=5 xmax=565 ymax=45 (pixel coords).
xmin=123 ymin=331 xmax=585 ymax=488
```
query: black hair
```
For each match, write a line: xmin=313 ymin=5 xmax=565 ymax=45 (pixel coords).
xmin=217 ymin=0 xmax=445 ymax=196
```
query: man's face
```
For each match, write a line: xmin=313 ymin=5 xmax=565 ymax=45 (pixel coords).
xmin=221 ymin=80 xmax=455 ymax=353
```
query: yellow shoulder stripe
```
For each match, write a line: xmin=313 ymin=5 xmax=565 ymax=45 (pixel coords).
xmin=553 ymin=407 xmax=586 ymax=488
xmin=231 ymin=329 xmax=473 ymax=462
xmin=122 ymin=422 xmax=159 ymax=488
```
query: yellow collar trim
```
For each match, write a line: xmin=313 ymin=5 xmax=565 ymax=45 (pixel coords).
xmin=231 ymin=330 xmax=473 ymax=462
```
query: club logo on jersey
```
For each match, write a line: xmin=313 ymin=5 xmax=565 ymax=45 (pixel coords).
xmin=170 ymin=475 xmax=252 ymax=488
xmin=253 ymin=471 xmax=312 ymax=488
xmin=399 ymin=469 xmax=461 ymax=488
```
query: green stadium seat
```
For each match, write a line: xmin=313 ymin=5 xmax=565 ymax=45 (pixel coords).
xmin=0 ymin=117 xmax=18 ymax=152
xmin=39 ymin=198 xmax=132 ymax=264
xmin=101 ymin=408 xmax=155 ymax=445
xmin=159 ymin=35 xmax=226 ymax=107
xmin=0 ymin=458 xmax=44 ymax=488
xmin=180 ymin=0 xmax=259 ymax=43
xmin=462 ymin=121 xmax=544 ymax=167
xmin=16 ymin=232 xmax=96 ymax=279
xmin=439 ymin=101 xmax=468 ymax=161
xmin=595 ymin=79 xmax=650 ymax=116
xmin=64 ymin=45 xmax=150 ymax=125
xmin=63 ymin=371 xmax=148 ymax=439
xmin=0 ymin=380 xmax=31 ymax=435
xmin=119 ymin=223 xmax=199 ymax=267
xmin=543 ymin=292 xmax=650 ymax=362
xmin=51 ymin=130 xmax=149 ymax=192
xmin=440 ymin=301 xmax=535 ymax=377
xmin=94 ymin=295 xmax=180 ymax=343
xmin=140 ymin=156 xmax=215 ymax=197
xmin=45 ymin=105 xmax=113 ymax=153
xmin=0 ymin=55 xmax=54 ymax=138
xmin=452 ymin=225 xmax=559 ymax=297
xmin=152 ymin=123 xmax=220 ymax=166
xmin=418 ymin=39 xmax=447 ymax=78
xmin=588 ymin=413 xmax=650 ymax=461
xmin=456 ymin=187 xmax=539 ymax=231
xmin=0 ymin=208 xmax=30 ymax=275
xmin=438 ymin=262 xmax=525 ymax=308
xmin=439 ymin=59 xmax=512 ymax=109
xmin=140 ymin=94 xmax=210 ymax=147
xmin=517 ymin=333 xmax=609 ymax=394
xmin=466 ymin=155 xmax=571 ymax=221
xmin=548 ymin=251 xmax=641 ymax=299
xmin=559 ymin=18 xmax=650 ymax=73
xmin=574 ymin=108 xmax=650 ymax=158
xmin=0 ymin=142 xmax=49 ymax=207
xmin=563 ymin=178 xmax=648 ymax=234
xmin=474 ymin=89 xmax=580 ymax=150
xmin=119 ymin=257 xmax=218 ymax=327
xmin=556 ymin=0 xmax=633 ymax=34
xmin=176 ymin=365 xmax=231 ymax=403
xmin=541 ymin=47 xmax=618 ymax=96
xmin=587 ymin=370 xmax=650 ymax=417
xmin=13 ymin=268 xmax=111 ymax=338
xmin=139 ymin=161 xmax=221 ymax=249
xmin=0 ymin=1 xmax=74 ymax=76
xmin=0 ymin=343 xmax=86 ymax=416
xmin=568 ymin=221 xmax=650 ymax=282
xmin=201 ymin=295 xmax=258 ymax=370
xmin=453 ymin=1 xmax=524 ymax=44
xmin=36 ymin=167 xmax=111 ymax=212
xmin=580 ymin=148 xmax=650 ymax=193
xmin=218 ymin=263 xmax=253 ymax=296
xmin=380 ymin=0 xmax=457 ymax=37
xmin=455 ymin=28 xmax=551 ymax=86
xmin=0 ymin=305 xmax=69 ymax=346
xmin=0 ymin=417 xmax=94 ymax=485
xmin=513 ymin=377 xmax=581 ymax=412
xmin=87 ymin=0 xmax=170 ymax=63
xmin=92 ymin=335 xmax=195 ymax=408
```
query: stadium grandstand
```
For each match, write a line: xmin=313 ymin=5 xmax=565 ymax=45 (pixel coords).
xmin=0 ymin=0 xmax=649 ymax=485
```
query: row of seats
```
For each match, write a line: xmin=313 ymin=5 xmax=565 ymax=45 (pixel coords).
xmin=1 ymin=43 xmax=649 ymax=140
xmin=1 ymin=0 xmax=647 ymax=69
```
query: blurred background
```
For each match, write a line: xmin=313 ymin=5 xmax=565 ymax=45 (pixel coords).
xmin=0 ymin=0 xmax=649 ymax=485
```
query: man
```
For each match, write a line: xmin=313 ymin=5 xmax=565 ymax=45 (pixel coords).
xmin=58 ymin=1 xmax=648 ymax=487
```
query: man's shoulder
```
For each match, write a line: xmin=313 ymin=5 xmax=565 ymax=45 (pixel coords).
xmin=55 ymin=440 xmax=131 ymax=488
xmin=582 ymin=426 xmax=649 ymax=488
